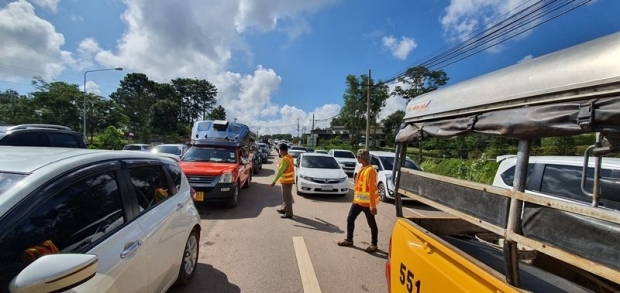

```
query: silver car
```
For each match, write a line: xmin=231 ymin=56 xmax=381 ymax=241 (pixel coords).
xmin=0 ymin=147 xmax=201 ymax=292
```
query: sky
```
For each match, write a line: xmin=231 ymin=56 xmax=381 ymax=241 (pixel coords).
xmin=1 ymin=0 xmax=619 ymax=136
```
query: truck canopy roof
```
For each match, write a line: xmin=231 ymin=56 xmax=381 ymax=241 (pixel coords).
xmin=396 ymin=32 xmax=620 ymax=143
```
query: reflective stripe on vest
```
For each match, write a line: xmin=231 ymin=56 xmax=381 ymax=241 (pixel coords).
xmin=279 ymin=155 xmax=295 ymax=184
xmin=354 ymin=166 xmax=378 ymax=206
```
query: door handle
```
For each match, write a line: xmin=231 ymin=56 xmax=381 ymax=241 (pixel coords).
xmin=176 ymin=202 xmax=184 ymax=211
xmin=120 ymin=240 xmax=142 ymax=259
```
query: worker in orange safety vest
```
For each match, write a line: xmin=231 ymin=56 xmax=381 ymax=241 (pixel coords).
xmin=337 ymin=148 xmax=379 ymax=253
xmin=270 ymin=143 xmax=295 ymax=218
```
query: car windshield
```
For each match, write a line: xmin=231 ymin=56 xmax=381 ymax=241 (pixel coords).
xmin=289 ymin=151 xmax=304 ymax=158
xmin=333 ymin=151 xmax=355 ymax=159
xmin=0 ymin=172 xmax=27 ymax=196
xmin=301 ymin=156 xmax=340 ymax=169
xmin=156 ymin=145 xmax=182 ymax=155
xmin=380 ymin=156 xmax=420 ymax=171
xmin=182 ymin=147 xmax=237 ymax=163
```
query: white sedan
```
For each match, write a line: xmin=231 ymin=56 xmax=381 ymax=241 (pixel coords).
xmin=294 ymin=153 xmax=349 ymax=196
xmin=0 ymin=147 xmax=201 ymax=293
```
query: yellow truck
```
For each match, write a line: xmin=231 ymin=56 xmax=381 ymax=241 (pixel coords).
xmin=386 ymin=32 xmax=620 ymax=293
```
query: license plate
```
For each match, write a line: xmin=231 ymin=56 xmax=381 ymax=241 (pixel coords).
xmin=194 ymin=191 xmax=204 ymax=201
xmin=320 ymin=185 xmax=333 ymax=190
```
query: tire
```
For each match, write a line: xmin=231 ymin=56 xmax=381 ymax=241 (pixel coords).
xmin=174 ymin=229 xmax=199 ymax=286
xmin=243 ymin=173 xmax=251 ymax=189
xmin=253 ymin=165 xmax=258 ymax=174
xmin=226 ymin=183 xmax=239 ymax=208
xmin=378 ymin=182 xmax=389 ymax=202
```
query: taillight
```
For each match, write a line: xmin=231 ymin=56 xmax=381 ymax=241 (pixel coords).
xmin=386 ymin=236 xmax=392 ymax=292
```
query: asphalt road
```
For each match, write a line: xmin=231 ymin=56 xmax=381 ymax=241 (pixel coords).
xmin=168 ymin=151 xmax=437 ymax=293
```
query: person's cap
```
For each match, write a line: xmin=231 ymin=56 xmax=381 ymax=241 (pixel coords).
xmin=357 ymin=149 xmax=370 ymax=160
xmin=279 ymin=143 xmax=288 ymax=151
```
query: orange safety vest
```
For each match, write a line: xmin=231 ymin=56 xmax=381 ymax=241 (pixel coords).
xmin=22 ymin=239 xmax=59 ymax=265
xmin=279 ymin=155 xmax=295 ymax=184
xmin=353 ymin=165 xmax=379 ymax=207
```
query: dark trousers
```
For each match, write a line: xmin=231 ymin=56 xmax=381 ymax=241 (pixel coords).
xmin=346 ymin=203 xmax=378 ymax=245
xmin=280 ymin=183 xmax=293 ymax=216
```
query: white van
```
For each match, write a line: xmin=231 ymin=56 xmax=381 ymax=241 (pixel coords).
xmin=354 ymin=151 xmax=421 ymax=202
xmin=493 ymin=155 xmax=620 ymax=211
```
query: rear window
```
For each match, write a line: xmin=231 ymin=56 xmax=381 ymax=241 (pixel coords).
xmin=123 ymin=145 xmax=141 ymax=150
xmin=0 ymin=173 xmax=28 ymax=196
xmin=0 ymin=133 xmax=43 ymax=146
xmin=48 ymin=133 xmax=80 ymax=148
xmin=333 ymin=151 xmax=355 ymax=159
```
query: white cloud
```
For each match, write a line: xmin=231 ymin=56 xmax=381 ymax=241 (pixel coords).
xmin=28 ymin=0 xmax=59 ymax=12
xmin=84 ymin=80 xmax=101 ymax=95
xmin=0 ymin=0 xmax=72 ymax=81
xmin=70 ymin=14 xmax=84 ymax=22
xmin=382 ymin=35 xmax=417 ymax=60
xmin=517 ymin=54 xmax=533 ymax=64
xmin=440 ymin=0 xmax=540 ymax=51
xmin=378 ymin=82 xmax=407 ymax=120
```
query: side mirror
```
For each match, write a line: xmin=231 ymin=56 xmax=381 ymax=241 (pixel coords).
xmin=10 ymin=254 xmax=98 ymax=293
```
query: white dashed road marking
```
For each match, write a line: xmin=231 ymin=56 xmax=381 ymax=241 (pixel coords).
xmin=292 ymin=236 xmax=322 ymax=293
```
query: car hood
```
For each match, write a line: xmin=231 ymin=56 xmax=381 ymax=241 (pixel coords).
xmin=299 ymin=167 xmax=346 ymax=179
xmin=179 ymin=162 xmax=237 ymax=176
xmin=334 ymin=157 xmax=357 ymax=164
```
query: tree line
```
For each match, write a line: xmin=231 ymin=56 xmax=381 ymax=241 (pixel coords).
xmin=0 ymin=73 xmax=228 ymax=144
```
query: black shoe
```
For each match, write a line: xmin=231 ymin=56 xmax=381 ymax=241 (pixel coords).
xmin=276 ymin=209 xmax=285 ymax=214
xmin=281 ymin=215 xmax=293 ymax=218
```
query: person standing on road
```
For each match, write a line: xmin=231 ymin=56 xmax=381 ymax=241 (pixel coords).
xmin=270 ymin=143 xmax=295 ymax=218
xmin=338 ymin=149 xmax=379 ymax=253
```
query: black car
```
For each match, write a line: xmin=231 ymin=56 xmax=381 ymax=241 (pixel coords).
xmin=252 ymin=148 xmax=263 ymax=174
xmin=0 ymin=124 xmax=86 ymax=148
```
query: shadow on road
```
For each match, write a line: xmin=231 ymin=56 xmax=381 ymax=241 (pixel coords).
xmin=253 ymin=168 xmax=275 ymax=177
xmin=350 ymin=246 xmax=389 ymax=260
xmin=198 ymin=182 xmax=282 ymax=220
xmin=291 ymin=215 xmax=345 ymax=234
xmin=168 ymin=263 xmax=240 ymax=293
xmin=302 ymin=190 xmax=353 ymax=203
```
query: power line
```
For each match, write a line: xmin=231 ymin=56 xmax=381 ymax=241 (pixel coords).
xmin=377 ymin=0 xmax=591 ymax=87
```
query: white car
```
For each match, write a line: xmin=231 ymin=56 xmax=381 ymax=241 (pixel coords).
xmin=0 ymin=147 xmax=201 ymax=293
xmin=288 ymin=149 xmax=306 ymax=167
xmin=152 ymin=143 xmax=189 ymax=160
xmin=493 ymin=155 xmax=620 ymax=210
xmin=327 ymin=149 xmax=357 ymax=176
xmin=122 ymin=143 xmax=153 ymax=152
xmin=354 ymin=151 xmax=422 ymax=202
xmin=294 ymin=153 xmax=349 ymax=196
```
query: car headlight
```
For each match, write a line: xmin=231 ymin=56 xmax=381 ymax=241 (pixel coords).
xmin=339 ymin=163 xmax=345 ymax=168
xmin=300 ymin=175 xmax=313 ymax=181
xmin=220 ymin=172 xmax=233 ymax=183
xmin=338 ymin=177 xmax=347 ymax=183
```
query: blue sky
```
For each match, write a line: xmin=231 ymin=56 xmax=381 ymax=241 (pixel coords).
xmin=1 ymin=0 xmax=619 ymax=135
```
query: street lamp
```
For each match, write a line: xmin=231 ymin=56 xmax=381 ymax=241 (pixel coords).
xmin=83 ymin=67 xmax=123 ymax=140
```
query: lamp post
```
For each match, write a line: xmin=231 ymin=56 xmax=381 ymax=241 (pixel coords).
xmin=83 ymin=68 xmax=123 ymax=140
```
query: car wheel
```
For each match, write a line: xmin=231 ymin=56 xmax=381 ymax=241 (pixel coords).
xmin=243 ymin=173 xmax=251 ymax=189
xmin=378 ymin=182 xmax=389 ymax=202
xmin=226 ymin=183 xmax=239 ymax=208
xmin=174 ymin=229 xmax=199 ymax=286
xmin=253 ymin=165 xmax=258 ymax=174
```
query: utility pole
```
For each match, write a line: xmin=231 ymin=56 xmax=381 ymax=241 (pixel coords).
xmin=297 ymin=118 xmax=300 ymax=143
xmin=365 ymin=69 xmax=371 ymax=149
xmin=311 ymin=113 xmax=315 ymax=147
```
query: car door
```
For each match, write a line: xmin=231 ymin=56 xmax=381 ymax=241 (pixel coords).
xmin=0 ymin=162 xmax=149 ymax=293
xmin=123 ymin=160 xmax=186 ymax=292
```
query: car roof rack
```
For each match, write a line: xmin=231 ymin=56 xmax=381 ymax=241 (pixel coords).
xmin=6 ymin=124 xmax=73 ymax=131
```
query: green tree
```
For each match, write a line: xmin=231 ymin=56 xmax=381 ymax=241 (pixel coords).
xmin=172 ymin=78 xmax=218 ymax=122
xmin=0 ymin=90 xmax=36 ymax=124
xmin=30 ymin=78 xmax=82 ymax=131
xmin=382 ymin=110 xmax=405 ymax=146
xmin=391 ymin=65 xmax=449 ymax=102
xmin=149 ymin=100 xmax=181 ymax=135
xmin=337 ymin=73 xmax=389 ymax=147
xmin=99 ymin=126 xmax=125 ymax=150
xmin=207 ymin=105 xmax=227 ymax=120
xmin=110 ymin=73 xmax=157 ymax=142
